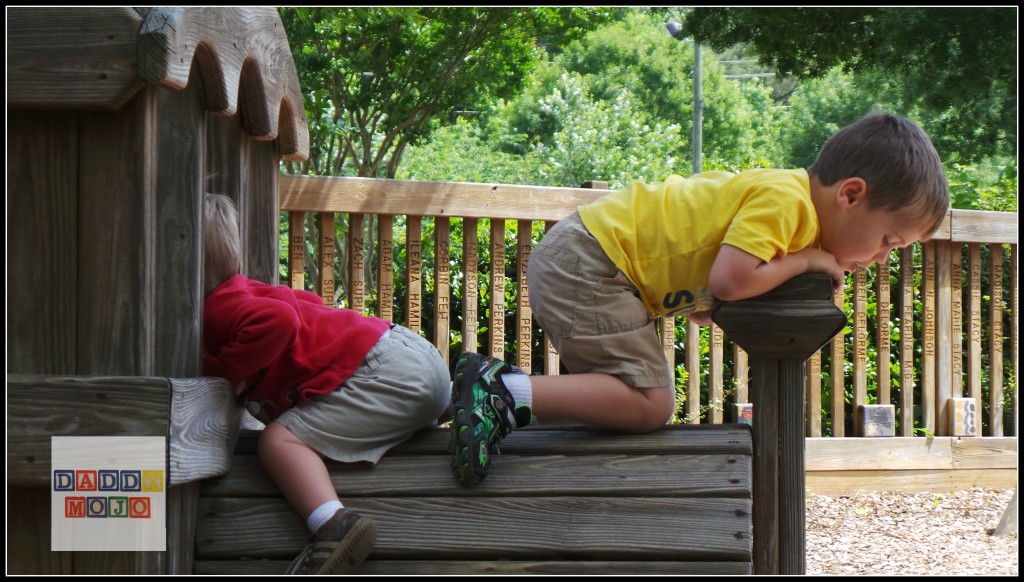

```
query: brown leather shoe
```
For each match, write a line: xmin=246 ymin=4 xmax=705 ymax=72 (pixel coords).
xmin=285 ymin=508 xmax=377 ymax=575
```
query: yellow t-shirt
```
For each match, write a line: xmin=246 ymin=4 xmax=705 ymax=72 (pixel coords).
xmin=578 ymin=168 xmax=819 ymax=317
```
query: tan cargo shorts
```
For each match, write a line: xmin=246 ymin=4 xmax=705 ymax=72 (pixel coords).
xmin=527 ymin=211 xmax=672 ymax=388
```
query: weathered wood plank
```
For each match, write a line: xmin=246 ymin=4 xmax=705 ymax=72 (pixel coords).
xmin=949 ymin=209 xmax=1018 ymax=244
xmin=195 ymin=559 xmax=752 ymax=576
xmin=806 ymin=437 xmax=953 ymax=471
xmin=6 ymin=375 xmax=170 ymax=485
xmin=240 ymin=135 xmax=281 ymax=284
xmin=78 ymin=88 xmax=155 ymax=376
xmin=230 ymin=425 xmax=753 ymax=456
xmin=280 ymin=175 xmax=609 ymax=221
xmin=196 ymin=559 xmax=751 ymax=576
xmin=806 ymin=468 xmax=1018 ymax=496
xmin=6 ymin=111 xmax=78 ymax=375
xmin=201 ymin=452 xmax=751 ymax=498
xmin=168 ymin=377 xmax=243 ymax=485
xmin=152 ymin=64 xmax=204 ymax=379
xmin=6 ymin=7 xmax=144 ymax=109
xmin=951 ymin=436 xmax=1018 ymax=470
xmin=194 ymin=496 xmax=752 ymax=561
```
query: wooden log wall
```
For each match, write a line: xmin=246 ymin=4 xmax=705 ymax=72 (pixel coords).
xmin=280 ymin=175 xmax=1018 ymax=440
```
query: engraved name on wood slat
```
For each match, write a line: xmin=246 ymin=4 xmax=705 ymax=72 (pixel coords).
xmin=686 ymin=320 xmax=701 ymax=424
xmin=900 ymin=246 xmax=916 ymax=436
xmin=967 ymin=244 xmax=982 ymax=414
xmin=922 ymin=243 xmax=937 ymax=432
xmin=807 ymin=350 xmax=822 ymax=437
xmin=661 ymin=317 xmax=675 ymax=393
xmin=434 ymin=217 xmax=450 ymax=361
xmin=517 ymin=220 xmax=532 ymax=373
xmin=989 ymin=244 xmax=1004 ymax=436
xmin=406 ymin=216 xmax=422 ymax=333
xmin=348 ymin=213 xmax=365 ymax=313
xmin=463 ymin=218 xmax=479 ymax=353
xmin=288 ymin=211 xmax=304 ymax=290
xmin=490 ymin=220 xmax=506 ymax=360
xmin=710 ymin=323 xmax=724 ymax=424
xmin=951 ymin=244 xmax=964 ymax=398
xmin=831 ymin=285 xmax=846 ymax=437
xmin=319 ymin=213 xmax=335 ymax=306
xmin=853 ymin=268 xmax=868 ymax=431
xmin=877 ymin=258 xmax=891 ymax=404
xmin=378 ymin=215 xmax=394 ymax=323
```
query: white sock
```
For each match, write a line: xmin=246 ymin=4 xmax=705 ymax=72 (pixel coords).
xmin=306 ymin=499 xmax=343 ymax=532
xmin=502 ymin=373 xmax=533 ymax=411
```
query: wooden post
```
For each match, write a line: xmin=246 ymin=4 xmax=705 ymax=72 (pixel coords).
xmin=712 ymin=273 xmax=846 ymax=575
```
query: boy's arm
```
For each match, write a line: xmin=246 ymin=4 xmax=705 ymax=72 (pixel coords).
xmin=709 ymin=244 xmax=845 ymax=302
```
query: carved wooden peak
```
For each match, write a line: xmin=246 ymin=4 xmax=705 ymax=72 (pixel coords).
xmin=137 ymin=7 xmax=309 ymax=161
xmin=6 ymin=6 xmax=309 ymax=161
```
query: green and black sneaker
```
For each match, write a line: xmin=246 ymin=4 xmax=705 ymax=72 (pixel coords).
xmin=449 ymin=352 xmax=530 ymax=487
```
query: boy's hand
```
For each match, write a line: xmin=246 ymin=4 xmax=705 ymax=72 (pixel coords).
xmin=234 ymin=381 xmax=247 ymax=396
xmin=789 ymin=247 xmax=845 ymax=293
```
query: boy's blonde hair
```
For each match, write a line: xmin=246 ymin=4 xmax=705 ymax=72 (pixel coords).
xmin=203 ymin=193 xmax=242 ymax=294
xmin=808 ymin=112 xmax=950 ymax=237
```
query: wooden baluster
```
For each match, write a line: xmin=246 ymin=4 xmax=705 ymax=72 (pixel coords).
xmin=406 ymin=216 xmax=422 ymax=333
xmin=967 ymin=243 xmax=983 ymax=421
xmin=348 ymin=213 xmax=365 ymax=314
xmin=806 ymin=349 xmax=822 ymax=437
xmin=951 ymin=244 xmax=964 ymax=400
xmin=434 ymin=217 xmax=450 ymax=360
xmin=661 ymin=316 xmax=675 ymax=397
xmin=922 ymin=242 xmax=937 ymax=433
xmin=490 ymin=219 xmax=506 ymax=360
xmin=288 ymin=211 xmax=305 ymax=290
xmin=686 ymin=320 xmax=701 ymax=424
xmin=935 ymin=240 xmax=954 ymax=434
xmin=319 ymin=213 xmax=335 ymax=306
xmin=877 ymin=258 xmax=891 ymax=404
xmin=989 ymin=244 xmax=1004 ymax=436
xmin=709 ymin=322 xmax=724 ymax=424
xmin=1010 ymin=245 xmax=1018 ymax=436
xmin=517 ymin=220 xmax=532 ymax=373
xmin=899 ymin=246 xmax=916 ymax=436
xmin=462 ymin=218 xmax=479 ymax=353
xmin=853 ymin=268 xmax=867 ymax=434
xmin=830 ymin=282 xmax=846 ymax=437
xmin=377 ymin=215 xmax=394 ymax=322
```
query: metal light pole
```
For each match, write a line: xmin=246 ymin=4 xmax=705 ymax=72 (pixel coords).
xmin=667 ymin=21 xmax=702 ymax=175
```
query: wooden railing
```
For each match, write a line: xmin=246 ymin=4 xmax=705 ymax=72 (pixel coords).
xmin=279 ymin=174 xmax=1018 ymax=439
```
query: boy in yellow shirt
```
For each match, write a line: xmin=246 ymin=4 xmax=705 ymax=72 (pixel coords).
xmin=450 ymin=111 xmax=950 ymax=486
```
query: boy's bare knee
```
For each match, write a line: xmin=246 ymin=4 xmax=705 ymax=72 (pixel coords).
xmin=631 ymin=386 xmax=677 ymax=432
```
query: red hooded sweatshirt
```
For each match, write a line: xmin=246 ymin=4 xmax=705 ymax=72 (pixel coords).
xmin=203 ymin=274 xmax=390 ymax=422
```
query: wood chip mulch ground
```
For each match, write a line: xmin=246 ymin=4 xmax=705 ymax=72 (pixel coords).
xmin=806 ymin=487 xmax=1018 ymax=576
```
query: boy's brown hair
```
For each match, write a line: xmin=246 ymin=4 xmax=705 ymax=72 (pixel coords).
xmin=203 ymin=193 xmax=242 ymax=294
xmin=808 ymin=112 xmax=950 ymax=237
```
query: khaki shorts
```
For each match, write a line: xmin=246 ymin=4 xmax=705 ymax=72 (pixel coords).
xmin=275 ymin=324 xmax=451 ymax=464
xmin=527 ymin=211 xmax=671 ymax=388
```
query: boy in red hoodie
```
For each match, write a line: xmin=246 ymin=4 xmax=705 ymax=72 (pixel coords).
xmin=203 ymin=193 xmax=450 ymax=574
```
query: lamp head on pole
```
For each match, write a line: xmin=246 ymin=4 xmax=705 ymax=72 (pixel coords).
xmin=666 ymin=21 xmax=683 ymax=40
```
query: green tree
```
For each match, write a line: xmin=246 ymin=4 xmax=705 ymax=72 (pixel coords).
xmin=681 ymin=7 xmax=1016 ymax=161
xmin=279 ymin=7 xmax=610 ymax=178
